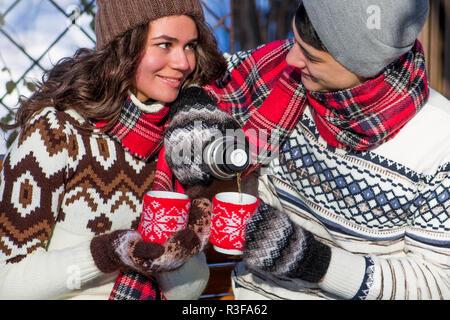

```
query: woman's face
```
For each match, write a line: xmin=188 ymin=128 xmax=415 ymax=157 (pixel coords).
xmin=134 ymin=15 xmax=198 ymax=103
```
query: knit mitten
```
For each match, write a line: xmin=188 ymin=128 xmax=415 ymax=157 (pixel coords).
xmin=90 ymin=197 xmax=212 ymax=275
xmin=186 ymin=197 xmax=212 ymax=251
xmin=243 ymin=202 xmax=332 ymax=283
xmin=164 ymin=86 xmax=241 ymax=186
xmin=90 ymin=229 xmax=163 ymax=274
xmin=146 ymin=197 xmax=212 ymax=272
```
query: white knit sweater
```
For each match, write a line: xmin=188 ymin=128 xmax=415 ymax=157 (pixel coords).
xmin=232 ymin=88 xmax=450 ymax=300
xmin=0 ymin=97 xmax=209 ymax=300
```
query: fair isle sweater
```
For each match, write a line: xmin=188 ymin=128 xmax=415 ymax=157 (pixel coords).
xmin=0 ymin=103 xmax=208 ymax=299
xmin=232 ymin=89 xmax=450 ymax=300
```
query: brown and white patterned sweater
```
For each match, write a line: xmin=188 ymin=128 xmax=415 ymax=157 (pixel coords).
xmin=0 ymin=106 xmax=182 ymax=299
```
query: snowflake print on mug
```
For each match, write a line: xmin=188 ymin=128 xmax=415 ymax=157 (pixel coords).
xmin=138 ymin=191 xmax=191 ymax=244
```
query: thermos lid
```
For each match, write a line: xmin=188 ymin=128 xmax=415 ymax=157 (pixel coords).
xmin=204 ymin=135 xmax=250 ymax=179
xmin=229 ymin=149 xmax=248 ymax=168
xmin=224 ymin=142 xmax=249 ymax=173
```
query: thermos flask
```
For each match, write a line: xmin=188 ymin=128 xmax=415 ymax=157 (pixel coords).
xmin=203 ymin=135 xmax=250 ymax=180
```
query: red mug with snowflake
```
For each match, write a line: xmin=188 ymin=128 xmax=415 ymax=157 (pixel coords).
xmin=138 ymin=191 xmax=190 ymax=244
xmin=210 ymin=192 xmax=260 ymax=255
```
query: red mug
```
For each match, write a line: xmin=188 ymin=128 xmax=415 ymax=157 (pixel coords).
xmin=210 ymin=192 xmax=260 ymax=255
xmin=138 ymin=191 xmax=190 ymax=244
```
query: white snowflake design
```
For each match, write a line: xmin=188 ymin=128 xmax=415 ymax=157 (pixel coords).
xmin=212 ymin=204 xmax=253 ymax=249
xmin=140 ymin=199 xmax=190 ymax=243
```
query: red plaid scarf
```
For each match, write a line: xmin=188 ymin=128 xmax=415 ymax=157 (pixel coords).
xmin=105 ymin=96 xmax=170 ymax=160
xmin=108 ymin=38 xmax=428 ymax=300
xmin=109 ymin=270 xmax=165 ymax=300
xmin=309 ymin=40 xmax=429 ymax=150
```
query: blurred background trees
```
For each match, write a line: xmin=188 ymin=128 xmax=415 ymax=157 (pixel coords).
xmin=230 ymin=0 xmax=297 ymax=51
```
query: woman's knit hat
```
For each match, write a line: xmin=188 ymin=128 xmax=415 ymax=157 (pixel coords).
xmin=95 ymin=0 xmax=205 ymax=50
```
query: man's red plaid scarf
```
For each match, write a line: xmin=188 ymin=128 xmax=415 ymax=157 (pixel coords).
xmin=107 ymin=38 xmax=429 ymax=300
xmin=308 ymin=40 xmax=429 ymax=150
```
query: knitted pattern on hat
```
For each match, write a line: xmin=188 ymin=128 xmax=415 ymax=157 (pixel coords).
xmin=95 ymin=0 xmax=205 ymax=49
xmin=244 ymin=202 xmax=331 ymax=283
xmin=164 ymin=86 xmax=239 ymax=186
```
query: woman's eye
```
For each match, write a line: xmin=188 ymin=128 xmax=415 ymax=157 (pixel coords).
xmin=157 ymin=43 xmax=170 ymax=49
xmin=185 ymin=43 xmax=197 ymax=51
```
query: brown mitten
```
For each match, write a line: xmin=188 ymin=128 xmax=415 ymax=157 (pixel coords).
xmin=90 ymin=229 xmax=163 ymax=274
xmin=139 ymin=197 xmax=212 ymax=272
xmin=90 ymin=197 xmax=212 ymax=275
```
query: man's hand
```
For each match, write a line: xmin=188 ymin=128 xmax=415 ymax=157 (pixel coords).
xmin=243 ymin=202 xmax=332 ymax=283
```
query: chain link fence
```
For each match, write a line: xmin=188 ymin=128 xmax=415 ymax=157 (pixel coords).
xmin=0 ymin=0 xmax=232 ymax=153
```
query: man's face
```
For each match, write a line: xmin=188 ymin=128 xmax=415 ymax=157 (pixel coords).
xmin=286 ymin=19 xmax=365 ymax=93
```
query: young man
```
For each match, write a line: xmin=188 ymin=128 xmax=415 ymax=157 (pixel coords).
xmin=202 ymin=0 xmax=449 ymax=299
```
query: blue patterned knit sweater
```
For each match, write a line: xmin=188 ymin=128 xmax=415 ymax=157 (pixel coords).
xmin=232 ymin=89 xmax=450 ymax=300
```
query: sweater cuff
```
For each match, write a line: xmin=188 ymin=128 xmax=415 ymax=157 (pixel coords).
xmin=72 ymin=241 xmax=108 ymax=285
xmin=319 ymin=247 xmax=368 ymax=299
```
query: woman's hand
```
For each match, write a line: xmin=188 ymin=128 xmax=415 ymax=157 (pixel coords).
xmin=90 ymin=197 xmax=212 ymax=276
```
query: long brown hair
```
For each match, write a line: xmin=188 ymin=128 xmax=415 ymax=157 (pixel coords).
xmin=4 ymin=15 xmax=227 ymax=131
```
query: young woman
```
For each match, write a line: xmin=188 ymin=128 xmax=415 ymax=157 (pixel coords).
xmin=0 ymin=0 xmax=226 ymax=299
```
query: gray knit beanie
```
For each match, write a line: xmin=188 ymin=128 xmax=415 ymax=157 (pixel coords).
xmin=301 ymin=0 xmax=429 ymax=77
xmin=95 ymin=0 xmax=205 ymax=50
